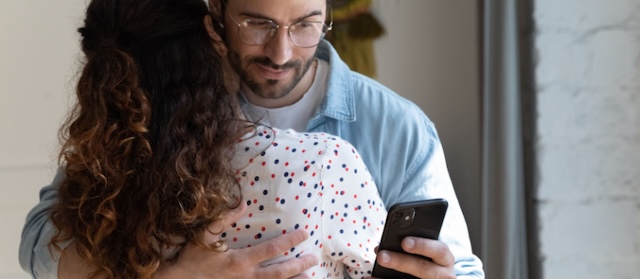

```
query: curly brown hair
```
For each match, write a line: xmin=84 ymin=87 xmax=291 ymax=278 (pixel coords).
xmin=50 ymin=0 xmax=244 ymax=278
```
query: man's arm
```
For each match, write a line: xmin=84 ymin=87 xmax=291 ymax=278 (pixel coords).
xmin=58 ymin=230 xmax=318 ymax=279
xmin=22 ymin=168 xmax=319 ymax=278
xmin=377 ymin=122 xmax=485 ymax=279
xmin=19 ymin=168 xmax=67 ymax=279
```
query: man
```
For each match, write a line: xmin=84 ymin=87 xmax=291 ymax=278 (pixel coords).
xmin=20 ymin=0 xmax=484 ymax=278
xmin=206 ymin=0 xmax=484 ymax=277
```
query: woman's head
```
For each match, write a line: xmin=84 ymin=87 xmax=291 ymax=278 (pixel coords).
xmin=51 ymin=0 xmax=242 ymax=278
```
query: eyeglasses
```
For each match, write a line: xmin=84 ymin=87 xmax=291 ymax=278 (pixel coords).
xmin=223 ymin=8 xmax=333 ymax=48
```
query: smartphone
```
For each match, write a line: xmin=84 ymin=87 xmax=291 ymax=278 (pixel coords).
xmin=371 ymin=198 xmax=449 ymax=279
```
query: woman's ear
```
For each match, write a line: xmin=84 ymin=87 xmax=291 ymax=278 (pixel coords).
xmin=203 ymin=15 xmax=227 ymax=56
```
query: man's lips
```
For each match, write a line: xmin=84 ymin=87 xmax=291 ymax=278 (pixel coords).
xmin=256 ymin=64 xmax=291 ymax=80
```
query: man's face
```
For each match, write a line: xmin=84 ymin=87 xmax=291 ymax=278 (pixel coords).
xmin=218 ymin=0 xmax=327 ymax=100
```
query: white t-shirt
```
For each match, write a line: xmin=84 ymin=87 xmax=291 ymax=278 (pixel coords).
xmin=241 ymin=59 xmax=329 ymax=132
xmin=224 ymin=126 xmax=387 ymax=278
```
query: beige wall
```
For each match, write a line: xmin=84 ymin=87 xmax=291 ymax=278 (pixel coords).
xmin=0 ymin=0 xmax=86 ymax=278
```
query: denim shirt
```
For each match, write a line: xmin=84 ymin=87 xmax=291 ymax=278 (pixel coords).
xmin=306 ymin=41 xmax=484 ymax=278
xmin=19 ymin=41 xmax=484 ymax=278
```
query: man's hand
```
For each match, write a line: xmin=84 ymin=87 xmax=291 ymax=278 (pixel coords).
xmin=155 ymin=229 xmax=318 ymax=279
xmin=155 ymin=202 xmax=319 ymax=279
xmin=372 ymin=237 xmax=456 ymax=279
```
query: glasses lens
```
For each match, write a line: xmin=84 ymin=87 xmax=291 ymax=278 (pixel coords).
xmin=238 ymin=19 xmax=276 ymax=45
xmin=290 ymin=21 xmax=326 ymax=47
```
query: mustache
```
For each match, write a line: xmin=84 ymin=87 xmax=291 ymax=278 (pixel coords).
xmin=250 ymin=57 xmax=300 ymax=70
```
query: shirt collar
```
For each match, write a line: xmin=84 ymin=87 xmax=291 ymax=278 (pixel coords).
xmin=312 ymin=40 xmax=356 ymax=123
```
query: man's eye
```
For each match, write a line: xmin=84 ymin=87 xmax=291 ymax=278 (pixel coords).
xmin=296 ymin=21 xmax=316 ymax=29
xmin=245 ymin=19 xmax=273 ymax=28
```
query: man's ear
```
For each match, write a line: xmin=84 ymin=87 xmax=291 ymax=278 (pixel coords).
xmin=204 ymin=15 xmax=223 ymax=41
xmin=203 ymin=15 xmax=227 ymax=56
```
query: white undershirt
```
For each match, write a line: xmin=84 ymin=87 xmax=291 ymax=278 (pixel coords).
xmin=241 ymin=59 xmax=329 ymax=131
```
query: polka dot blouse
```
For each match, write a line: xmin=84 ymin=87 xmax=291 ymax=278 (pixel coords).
xmin=223 ymin=126 xmax=388 ymax=278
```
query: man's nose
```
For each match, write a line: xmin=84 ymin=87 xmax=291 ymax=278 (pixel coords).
xmin=263 ymin=27 xmax=293 ymax=66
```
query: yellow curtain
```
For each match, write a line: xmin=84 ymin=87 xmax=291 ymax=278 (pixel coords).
xmin=326 ymin=0 xmax=385 ymax=78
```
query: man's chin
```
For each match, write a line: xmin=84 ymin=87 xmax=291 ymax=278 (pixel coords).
xmin=247 ymin=84 xmax=290 ymax=100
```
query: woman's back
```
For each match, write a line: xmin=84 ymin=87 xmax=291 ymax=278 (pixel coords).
xmin=226 ymin=126 xmax=387 ymax=278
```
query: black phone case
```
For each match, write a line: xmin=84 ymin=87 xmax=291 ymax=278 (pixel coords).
xmin=371 ymin=199 xmax=448 ymax=279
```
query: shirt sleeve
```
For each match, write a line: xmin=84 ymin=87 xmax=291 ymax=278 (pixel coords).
xmin=19 ymin=168 xmax=69 ymax=279
xmin=318 ymin=138 xmax=387 ymax=279
xmin=403 ymin=120 xmax=485 ymax=279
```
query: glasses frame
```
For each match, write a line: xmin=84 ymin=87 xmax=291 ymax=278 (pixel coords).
xmin=222 ymin=6 xmax=333 ymax=48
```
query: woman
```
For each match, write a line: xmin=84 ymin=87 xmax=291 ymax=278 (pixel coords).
xmin=50 ymin=0 xmax=386 ymax=278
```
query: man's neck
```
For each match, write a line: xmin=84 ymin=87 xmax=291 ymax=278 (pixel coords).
xmin=243 ymin=59 xmax=318 ymax=109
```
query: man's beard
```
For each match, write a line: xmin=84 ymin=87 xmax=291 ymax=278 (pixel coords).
xmin=228 ymin=50 xmax=314 ymax=99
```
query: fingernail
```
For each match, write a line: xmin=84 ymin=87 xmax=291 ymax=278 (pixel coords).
xmin=404 ymin=237 xmax=416 ymax=249
xmin=379 ymin=251 xmax=391 ymax=263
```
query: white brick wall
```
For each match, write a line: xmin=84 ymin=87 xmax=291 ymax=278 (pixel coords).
xmin=534 ymin=0 xmax=640 ymax=278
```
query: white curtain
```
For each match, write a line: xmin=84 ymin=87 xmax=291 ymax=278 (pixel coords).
xmin=481 ymin=0 xmax=535 ymax=278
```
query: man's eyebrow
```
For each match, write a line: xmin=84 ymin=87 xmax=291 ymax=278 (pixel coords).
xmin=239 ymin=10 xmax=324 ymax=23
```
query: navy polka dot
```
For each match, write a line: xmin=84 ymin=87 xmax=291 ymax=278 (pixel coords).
xmin=221 ymin=127 xmax=387 ymax=278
